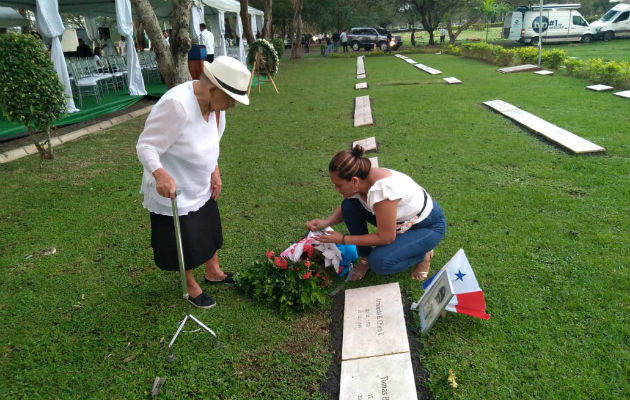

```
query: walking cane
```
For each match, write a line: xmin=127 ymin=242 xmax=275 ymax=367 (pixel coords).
xmin=166 ymin=190 xmax=218 ymax=362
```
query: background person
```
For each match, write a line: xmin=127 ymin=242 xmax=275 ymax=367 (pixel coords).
xmin=199 ymin=23 xmax=215 ymax=62
xmin=340 ymin=29 xmax=348 ymax=53
xmin=136 ymin=57 xmax=251 ymax=308
xmin=440 ymin=27 xmax=446 ymax=44
xmin=306 ymin=146 xmax=446 ymax=281
xmin=76 ymin=38 xmax=92 ymax=57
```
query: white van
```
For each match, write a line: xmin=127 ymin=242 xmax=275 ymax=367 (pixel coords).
xmin=590 ymin=3 xmax=630 ymax=41
xmin=503 ymin=3 xmax=593 ymax=44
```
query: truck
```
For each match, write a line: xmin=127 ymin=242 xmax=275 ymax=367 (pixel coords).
xmin=589 ymin=2 xmax=630 ymax=41
xmin=503 ymin=3 xmax=593 ymax=44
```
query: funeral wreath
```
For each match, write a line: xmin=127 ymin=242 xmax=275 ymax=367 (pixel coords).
xmin=247 ymin=39 xmax=279 ymax=75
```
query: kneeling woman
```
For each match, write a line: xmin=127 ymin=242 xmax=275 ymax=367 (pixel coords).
xmin=306 ymin=146 xmax=446 ymax=281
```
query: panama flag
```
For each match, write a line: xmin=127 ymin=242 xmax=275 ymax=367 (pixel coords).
xmin=422 ymin=249 xmax=490 ymax=320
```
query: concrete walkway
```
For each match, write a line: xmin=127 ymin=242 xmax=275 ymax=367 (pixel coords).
xmin=0 ymin=105 xmax=154 ymax=164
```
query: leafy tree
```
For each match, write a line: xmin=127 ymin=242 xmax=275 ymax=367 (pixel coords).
xmin=407 ymin=0 xmax=460 ymax=45
xmin=481 ymin=0 xmax=509 ymax=41
xmin=0 ymin=33 xmax=65 ymax=160
xmin=131 ymin=0 xmax=192 ymax=88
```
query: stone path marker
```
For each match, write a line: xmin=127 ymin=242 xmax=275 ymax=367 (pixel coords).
xmin=614 ymin=90 xmax=630 ymax=99
xmin=586 ymin=84 xmax=613 ymax=92
xmin=414 ymin=63 xmax=442 ymax=75
xmin=369 ymin=157 xmax=379 ymax=167
xmin=356 ymin=56 xmax=366 ymax=79
xmin=443 ymin=77 xmax=462 ymax=84
xmin=498 ymin=64 xmax=541 ymax=73
xmin=340 ymin=282 xmax=418 ymax=400
xmin=355 ymin=82 xmax=368 ymax=90
xmin=340 ymin=352 xmax=418 ymax=400
xmin=342 ymin=283 xmax=409 ymax=360
xmin=404 ymin=58 xmax=418 ymax=64
xmin=395 ymin=54 xmax=408 ymax=59
xmin=354 ymin=96 xmax=374 ymax=127
xmin=352 ymin=136 xmax=377 ymax=152
xmin=534 ymin=70 xmax=554 ymax=76
xmin=483 ymin=99 xmax=605 ymax=154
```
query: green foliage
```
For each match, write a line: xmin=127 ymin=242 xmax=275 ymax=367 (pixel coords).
xmin=272 ymin=37 xmax=284 ymax=59
xmin=513 ymin=46 xmax=539 ymax=64
xmin=0 ymin=33 xmax=65 ymax=134
xmin=541 ymin=48 xmax=566 ymax=69
xmin=235 ymin=250 xmax=330 ymax=319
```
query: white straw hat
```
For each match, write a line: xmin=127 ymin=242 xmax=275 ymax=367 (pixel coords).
xmin=202 ymin=57 xmax=251 ymax=105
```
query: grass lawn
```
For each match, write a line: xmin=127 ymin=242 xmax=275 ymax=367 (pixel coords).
xmin=1 ymin=51 xmax=629 ymax=399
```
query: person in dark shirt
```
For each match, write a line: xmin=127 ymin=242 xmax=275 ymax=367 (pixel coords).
xmin=76 ymin=38 xmax=92 ymax=57
xmin=332 ymin=31 xmax=340 ymax=52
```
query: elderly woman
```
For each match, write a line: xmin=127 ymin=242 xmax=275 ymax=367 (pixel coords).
xmin=307 ymin=146 xmax=446 ymax=281
xmin=136 ymin=56 xmax=251 ymax=308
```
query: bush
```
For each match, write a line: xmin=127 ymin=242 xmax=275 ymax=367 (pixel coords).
xmin=272 ymin=38 xmax=284 ymax=59
xmin=542 ymin=49 xmax=566 ymax=69
xmin=513 ymin=46 xmax=539 ymax=64
xmin=234 ymin=248 xmax=330 ymax=319
xmin=0 ymin=33 xmax=65 ymax=159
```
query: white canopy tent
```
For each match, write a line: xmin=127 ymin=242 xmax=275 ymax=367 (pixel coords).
xmin=0 ymin=6 xmax=28 ymax=27
xmin=1 ymin=0 xmax=263 ymax=112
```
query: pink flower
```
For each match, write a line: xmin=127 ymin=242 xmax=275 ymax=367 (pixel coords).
xmin=303 ymin=244 xmax=314 ymax=259
xmin=315 ymin=272 xmax=321 ymax=278
xmin=274 ymin=257 xmax=288 ymax=270
xmin=304 ymin=260 xmax=311 ymax=268
xmin=265 ymin=250 xmax=275 ymax=259
xmin=301 ymin=270 xmax=312 ymax=280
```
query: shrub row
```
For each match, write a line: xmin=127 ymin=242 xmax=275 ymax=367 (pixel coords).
xmin=443 ymin=42 xmax=630 ymax=89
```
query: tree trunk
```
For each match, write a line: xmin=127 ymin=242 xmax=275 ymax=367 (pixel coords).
xmin=131 ymin=0 xmax=191 ymax=88
xmin=446 ymin=16 xmax=481 ymax=44
xmin=239 ymin=0 xmax=256 ymax=44
xmin=262 ymin=0 xmax=273 ymax=39
xmin=289 ymin=0 xmax=302 ymax=60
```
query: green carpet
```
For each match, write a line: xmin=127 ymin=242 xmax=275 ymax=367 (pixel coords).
xmin=0 ymin=83 xmax=169 ymax=141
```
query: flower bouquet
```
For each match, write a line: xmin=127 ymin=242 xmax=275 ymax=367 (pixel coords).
xmin=234 ymin=245 xmax=330 ymax=319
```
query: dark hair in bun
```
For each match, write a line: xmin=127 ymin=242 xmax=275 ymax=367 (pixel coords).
xmin=329 ymin=145 xmax=371 ymax=180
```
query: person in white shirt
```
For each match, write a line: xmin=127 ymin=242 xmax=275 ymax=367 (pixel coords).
xmin=440 ymin=27 xmax=447 ymax=44
xmin=340 ymin=29 xmax=348 ymax=53
xmin=307 ymin=146 xmax=446 ymax=281
xmin=199 ymin=23 xmax=215 ymax=63
xmin=163 ymin=30 xmax=170 ymax=47
xmin=101 ymin=33 xmax=115 ymax=57
xmin=136 ymin=57 xmax=251 ymax=309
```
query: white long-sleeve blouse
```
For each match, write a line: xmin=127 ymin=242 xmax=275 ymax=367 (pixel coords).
xmin=136 ymin=81 xmax=225 ymax=216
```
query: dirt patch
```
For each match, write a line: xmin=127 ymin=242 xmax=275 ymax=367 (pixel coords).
xmin=321 ymin=290 xmax=432 ymax=400
xmin=0 ymin=98 xmax=157 ymax=154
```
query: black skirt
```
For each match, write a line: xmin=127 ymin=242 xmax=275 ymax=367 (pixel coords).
xmin=150 ymin=198 xmax=223 ymax=271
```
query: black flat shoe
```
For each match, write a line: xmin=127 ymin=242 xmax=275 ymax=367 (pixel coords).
xmin=204 ymin=272 xmax=234 ymax=284
xmin=187 ymin=292 xmax=216 ymax=309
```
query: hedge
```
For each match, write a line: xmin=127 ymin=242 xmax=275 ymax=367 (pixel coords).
xmin=444 ymin=42 xmax=630 ymax=89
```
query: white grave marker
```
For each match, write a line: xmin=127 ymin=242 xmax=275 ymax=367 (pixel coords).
xmin=342 ymin=283 xmax=409 ymax=360
xmin=614 ymin=90 xmax=630 ymax=99
xmin=443 ymin=77 xmax=462 ymax=84
xmin=414 ymin=63 xmax=442 ymax=75
xmin=587 ymin=84 xmax=613 ymax=92
xmin=352 ymin=137 xmax=377 ymax=152
xmin=369 ymin=157 xmax=379 ymax=168
xmin=534 ymin=70 xmax=554 ymax=75
xmin=339 ymin=353 xmax=418 ymax=400
xmin=353 ymin=96 xmax=373 ymax=127
xmin=355 ymin=82 xmax=368 ymax=90
xmin=497 ymin=64 xmax=541 ymax=73
xmin=483 ymin=99 xmax=605 ymax=154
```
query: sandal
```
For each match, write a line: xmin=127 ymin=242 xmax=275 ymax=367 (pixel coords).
xmin=411 ymin=250 xmax=434 ymax=281
xmin=349 ymin=258 xmax=369 ymax=281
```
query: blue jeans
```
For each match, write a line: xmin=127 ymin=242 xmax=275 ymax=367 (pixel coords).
xmin=341 ymin=198 xmax=446 ymax=275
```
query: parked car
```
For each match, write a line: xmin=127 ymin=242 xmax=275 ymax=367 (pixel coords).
xmin=590 ymin=3 xmax=630 ymax=41
xmin=347 ymin=27 xmax=402 ymax=51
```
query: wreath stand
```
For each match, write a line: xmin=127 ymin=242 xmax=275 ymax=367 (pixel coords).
xmin=247 ymin=50 xmax=279 ymax=96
